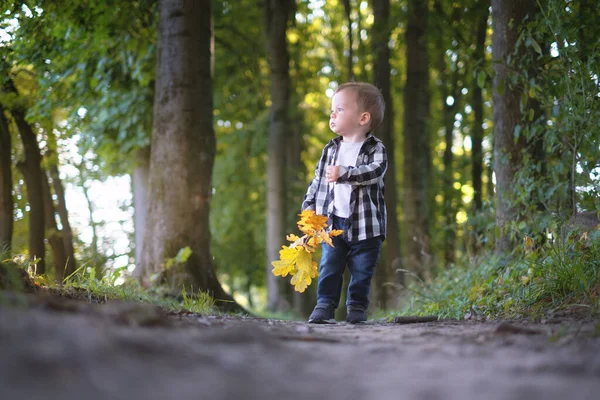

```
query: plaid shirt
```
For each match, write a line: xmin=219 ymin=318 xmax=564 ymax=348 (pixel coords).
xmin=302 ymin=134 xmax=387 ymax=242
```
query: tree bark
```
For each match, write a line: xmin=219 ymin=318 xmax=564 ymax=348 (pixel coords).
xmin=40 ymin=170 xmax=68 ymax=282
xmin=403 ymin=0 xmax=430 ymax=279
xmin=265 ymin=0 xmax=293 ymax=312
xmin=132 ymin=146 xmax=150 ymax=278
xmin=12 ymin=108 xmax=46 ymax=274
xmin=342 ymin=0 xmax=355 ymax=81
xmin=77 ymin=162 xmax=99 ymax=261
xmin=492 ymin=0 xmax=532 ymax=253
xmin=373 ymin=0 xmax=399 ymax=309
xmin=471 ymin=3 xmax=488 ymax=213
xmin=140 ymin=0 xmax=239 ymax=312
xmin=48 ymin=164 xmax=77 ymax=277
xmin=0 ymin=103 xmax=12 ymax=253
xmin=435 ymin=1 xmax=461 ymax=266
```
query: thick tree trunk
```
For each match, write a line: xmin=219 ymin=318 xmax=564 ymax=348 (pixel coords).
xmin=403 ymin=0 xmax=430 ymax=279
xmin=48 ymin=165 xmax=77 ymax=277
xmin=140 ymin=0 xmax=238 ymax=312
xmin=132 ymin=146 xmax=150 ymax=277
xmin=373 ymin=0 xmax=399 ymax=309
xmin=492 ymin=0 xmax=532 ymax=253
xmin=0 ymin=104 xmax=12 ymax=253
xmin=13 ymin=108 xmax=46 ymax=274
xmin=265 ymin=0 xmax=293 ymax=312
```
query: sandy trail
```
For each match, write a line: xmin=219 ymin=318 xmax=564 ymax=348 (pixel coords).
xmin=0 ymin=298 xmax=599 ymax=400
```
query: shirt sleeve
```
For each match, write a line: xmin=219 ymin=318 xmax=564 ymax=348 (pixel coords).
xmin=301 ymin=148 xmax=327 ymax=210
xmin=336 ymin=142 xmax=387 ymax=186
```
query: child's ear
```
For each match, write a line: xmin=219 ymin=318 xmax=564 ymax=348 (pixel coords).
xmin=359 ymin=112 xmax=371 ymax=126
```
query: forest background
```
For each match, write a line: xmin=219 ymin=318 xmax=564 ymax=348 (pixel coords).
xmin=0 ymin=0 xmax=598 ymax=319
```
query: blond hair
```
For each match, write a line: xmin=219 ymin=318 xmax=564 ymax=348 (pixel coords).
xmin=335 ymin=82 xmax=386 ymax=131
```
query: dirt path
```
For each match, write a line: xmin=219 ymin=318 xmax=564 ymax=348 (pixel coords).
xmin=0 ymin=296 xmax=599 ymax=400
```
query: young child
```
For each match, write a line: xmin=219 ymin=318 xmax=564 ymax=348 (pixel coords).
xmin=302 ymin=82 xmax=387 ymax=324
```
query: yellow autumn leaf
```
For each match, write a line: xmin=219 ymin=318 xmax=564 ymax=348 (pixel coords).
xmin=271 ymin=211 xmax=344 ymax=292
xmin=271 ymin=246 xmax=299 ymax=277
xmin=296 ymin=247 xmax=315 ymax=276
xmin=330 ymin=229 xmax=343 ymax=237
xmin=286 ymin=233 xmax=301 ymax=242
xmin=290 ymin=271 xmax=311 ymax=293
xmin=316 ymin=230 xmax=333 ymax=247
xmin=298 ymin=209 xmax=329 ymax=235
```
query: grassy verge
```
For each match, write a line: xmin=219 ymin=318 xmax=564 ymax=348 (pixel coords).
xmin=1 ymin=254 xmax=215 ymax=315
xmin=397 ymin=230 xmax=600 ymax=320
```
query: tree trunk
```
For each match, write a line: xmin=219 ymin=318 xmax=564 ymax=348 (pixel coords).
xmin=403 ymin=0 xmax=430 ymax=279
xmin=77 ymin=162 xmax=99 ymax=261
xmin=139 ymin=0 xmax=239 ymax=312
xmin=373 ymin=0 xmax=399 ymax=309
xmin=342 ymin=0 xmax=354 ymax=81
xmin=492 ymin=0 xmax=532 ymax=253
xmin=40 ymin=170 xmax=68 ymax=282
xmin=48 ymin=164 xmax=77 ymax=277
xmin=265 ymin=0 xmax=293 ymax=312
xmin=132 ymin=146 xmax=150 ymax=278
xmin=471 ymin=3 xmax=488 ymax=213
xmin=12 ymin=108 xmax=46 ymax=274
xmin=435 ymin=1 xmax=461 ymax=266
xmin=471 ymin=3 xmax=490 ymax=211
xmin=0 ymin=103 xmax=12 ymax=253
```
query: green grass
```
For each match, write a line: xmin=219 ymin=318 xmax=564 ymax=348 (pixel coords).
xmin=2 ymin=254 xmax=215 ymax=315
xmin=396 ymin=230 xmax=600 ymax=320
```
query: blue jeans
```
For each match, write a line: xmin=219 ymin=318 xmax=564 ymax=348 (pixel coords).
xmin=316 ymin=215 xmax=383 ymax=310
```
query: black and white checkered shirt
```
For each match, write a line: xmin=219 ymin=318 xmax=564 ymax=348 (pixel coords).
xmin=301 ymin=134 xmax=387 ymax=242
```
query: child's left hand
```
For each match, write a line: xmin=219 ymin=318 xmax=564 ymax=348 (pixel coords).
xmin=326 ymin=165 xmax=340 ymax=182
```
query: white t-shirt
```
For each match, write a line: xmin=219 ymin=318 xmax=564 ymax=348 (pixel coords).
xmin=333 ymin=140 xmax=364 ymax=218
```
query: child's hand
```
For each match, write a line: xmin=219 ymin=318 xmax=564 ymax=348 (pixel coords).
xmin=326 ymin=165 xmax=340 ymax=182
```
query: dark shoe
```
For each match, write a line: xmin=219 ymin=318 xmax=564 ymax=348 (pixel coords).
xmin=308 ymin=304 xmax=336 ymax=324
xmin=346 ymin=306 xmax=367 ymax=324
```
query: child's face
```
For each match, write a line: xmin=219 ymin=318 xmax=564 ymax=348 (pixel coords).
xmin=329 ymin=89 xmax=369 ymax=137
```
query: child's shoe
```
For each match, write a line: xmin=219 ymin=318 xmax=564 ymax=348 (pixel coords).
xmin=346 ymin=306 xmax=367 ymax=324
xmin=308 ymin=304 xmax=336 ymax=324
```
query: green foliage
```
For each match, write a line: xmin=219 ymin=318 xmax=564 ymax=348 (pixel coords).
xmin=61 ymin=264 xmax=214 ymax=314
xmin=400 ymin=226 xmax=600 ymax=320
xmin=5 ymin=0 xmax=157 ymax=173
xmin=508 ymin=0 xmax=600 ymax=224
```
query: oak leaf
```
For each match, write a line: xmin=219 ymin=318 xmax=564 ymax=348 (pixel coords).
xmin=271 ymin=210 xmax=343 ymax=292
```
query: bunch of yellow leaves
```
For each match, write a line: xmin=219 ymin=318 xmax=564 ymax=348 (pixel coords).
xmin=271 ymin=210 xmax=343 ymax=293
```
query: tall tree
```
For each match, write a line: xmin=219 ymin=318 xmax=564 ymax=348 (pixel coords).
xmin=8 ymin=86 xmax=46 ymax=273
xmin=40 ymin=169 xmax=68 ymax=280
xmin=471 ymin=2 xmax=489 ymax=213
xmin=403 ymin=0 xmax=430 ymax=278
xmin=372 ymin=0 xmax=400 ymax=309
xmin=265 ymin=0 xmax=294 ymax=312
xmin=48 ymin=162 xmax=77 ymax=277
xmin=132 ymin=146 xmax=150 ymax=277
xmin=492 ymin=0 xmax=533 ymax=253
xmin=0 ymin=103 xmax=12 ymax=253
xmin=434 ymin=1 xmax=462 ymax=266
xmin=342 ymin=0 xmax=355 ymax=81
xmin=139 ymin=0 xmax=237 ymax=311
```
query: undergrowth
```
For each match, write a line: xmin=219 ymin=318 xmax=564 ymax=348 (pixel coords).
xmin=1 ymin=253 xmax=215 ymax=315
xmin=398 ymin=229 xmax=600 ymax=320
